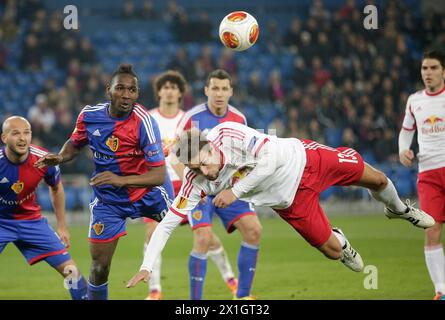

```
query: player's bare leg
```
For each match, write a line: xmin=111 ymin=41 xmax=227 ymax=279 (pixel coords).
xmin=88 ymin=239 xmax=119 ymax=300
xmin=355 ymin=162 xmax=435 ymax=228
xmin=53 ymin=259 xmax=88 ymax=300
xmin=233 ymin=215 xmax=262 ymax=299
xmin=208 ymin=232 xmax=238 ymax=294
xmin=144 ymin=221 xmax=162 ymax=300
xmin=319 ymin=228 xmax=364 ymax=272
xmin=425 ymin=222 xmax=445 ymax=299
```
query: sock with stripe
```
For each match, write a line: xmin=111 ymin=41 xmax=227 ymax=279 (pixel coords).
xmin=237 ymin=242 xmax=259 ymax=298
xmin=87 ymin=280 xmax=108 ymax=300
xmin=189 ymin=251 xmax=207 ymax=300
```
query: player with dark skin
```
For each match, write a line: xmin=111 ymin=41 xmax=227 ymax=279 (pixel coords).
xmin=35 ymin=73 xmax=166 ymax=287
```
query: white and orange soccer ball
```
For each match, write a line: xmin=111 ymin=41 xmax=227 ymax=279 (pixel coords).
xmin=218 ymin=11 xmax=259 ymax=51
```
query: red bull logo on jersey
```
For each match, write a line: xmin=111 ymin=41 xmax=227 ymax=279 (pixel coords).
xmin=11 ymin=181 xmax=24 ymax=194
xmin=421 ymin=115 xmax=445 ymax=135
xmin=93 ymin=222 xmax=104 ymax=235
xmin=176 ymin=196 xmax=188 ymax=209
xmin=106 ymin=135 xmax=120 ymax=152
xmin=193 ymin=210 xmax=202 ymax=221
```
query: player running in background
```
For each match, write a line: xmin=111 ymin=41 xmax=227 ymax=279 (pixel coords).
xmin=398 ymin=49 xmax=445 ymax=300
xmin=167 ymin=69 xmax=262 ymax=300
xmin=0 ymin=116 xmax=87 ymax=300
xmin=35 ymin=64 xmax=174 ymax=300
xmin=127 ymin=121 xmax=435 ymax=293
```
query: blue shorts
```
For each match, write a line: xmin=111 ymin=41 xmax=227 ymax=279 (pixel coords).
xmin=189 ymin=196 xmax=256 ymax=233
xmin=0 ymin=218 xmax=71 ymax=267
xmin=88 ymin=182 xmax=174 ymax=243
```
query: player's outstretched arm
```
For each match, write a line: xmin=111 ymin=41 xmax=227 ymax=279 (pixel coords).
xmin=49 ymin=181 xmax=71 ymax=248
xmin=398 ymin=128 xmax=415 ymax=167
xmin=90 ymin=165 xmax=166 ymax=188
xmin=34 ymin=140 xmax=83 ymax=169
xmin=126 ymin=270 xmax=150 ymax=288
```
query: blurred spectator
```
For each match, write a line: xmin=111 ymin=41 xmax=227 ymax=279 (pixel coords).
xmin=268 ymin=69 xmax=285 ymax=102
xmin=78 ymin=37 xmax=97 ymax=66
xmin=20 ymin=33 xmax=42 ymax=70
xmin=27 ymin=94 xmax=55 ymax=137
xmin=217 ymin=49 xmax=238 ymax=75
xmin=311 ymin=56 xmax=331 ymax=89
xmin=0 ymin=30 xmax=8 ymax=70
xmin=167 ymin=47 xmax=196 ymax=82
xmin=283 ymin=17 xmax=302 ymax=50
xmin=122 ymin=0 xmax=137 ymax=19
xmin=140 ymin=0 xmax=157 ymax=20
xmin=0 ymin=10 xmax=18 ymax=43
xmin=246 ymin=71 xmax=268 ymax=102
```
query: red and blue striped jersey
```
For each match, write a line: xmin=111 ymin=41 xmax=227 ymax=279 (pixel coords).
xmin=70 ymin=102 xmax=165 ymax=204
xmin=176 ymin=103 xmax=247 ymax=135
xmin=0 ymin=145 xmax=61 ymax=220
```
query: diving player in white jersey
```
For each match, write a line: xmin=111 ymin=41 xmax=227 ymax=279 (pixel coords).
xmin=398 ymin=49 xmax=445 ymax=300
xmin=127 ymin=122 xmax=435 ymax=294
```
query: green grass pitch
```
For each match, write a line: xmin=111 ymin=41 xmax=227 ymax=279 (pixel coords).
xmin=0 ymin=214 xmax=435 ymax=300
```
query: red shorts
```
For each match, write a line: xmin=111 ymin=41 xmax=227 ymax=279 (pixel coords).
xmin=144 ymin=180 xmax=182 ymax=223
xmin=274 ymin=140 xmax=365 ymax=247
xmin=418 ymin=167 xmax=445 ymax=223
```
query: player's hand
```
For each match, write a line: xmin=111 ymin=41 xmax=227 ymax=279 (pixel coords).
xmin=126 ymin=270 xmax=150 ymax=288
xmin=213 ymin=189 xmax=238 ymax=208
xmin=399 ymin=149 xmax=415 ymax=167
xmin=90 ymin=171 xmax=125 ymax=187
xmin=200 ymin=196 xmax=208 ymax=205
xmin=57 ymin=226 xmax=71 ymax=248
xmin=34 ymin=153 xmax=63 ymax=169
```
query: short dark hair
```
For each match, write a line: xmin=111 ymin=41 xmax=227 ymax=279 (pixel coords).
xmin=205 ymin=69 xmax=232 ymax=86
xmin=173 ymin=128 xmax=209 ymax=165
xmin=423 ymin=49 xmax=445 ymax=69
xmin=153 ymin=70 xmax=187 ymax=101
xmin=111 ymin=64 xmax=139 ymax=83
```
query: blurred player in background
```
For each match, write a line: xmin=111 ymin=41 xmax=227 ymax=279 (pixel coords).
xmin=398 ymin=49 xmax=445 ymax=300
xmin=1 ymin=116 xmax=87 ymax=300
xmin=142 ymin=70 xmax=186 ymax=300
xmin=35 ymin=64 xmax=174 ymax=300
xmin=172 ymin=69 xmax=262 ymax=300
xmin=128 ymin=121 xmax=435 ymax=293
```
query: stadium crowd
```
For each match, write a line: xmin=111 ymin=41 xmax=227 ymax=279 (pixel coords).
xmin=0 ymin=0 xmax=444 ymax=185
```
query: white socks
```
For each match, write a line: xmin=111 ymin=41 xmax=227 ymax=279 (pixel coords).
xmin=425 ymin=245 xmax=445 ymax=294
xmin=207 ymin=246 xmax=235 ymax=281
xmin=369 ymin=178 xmax=407 ymax=213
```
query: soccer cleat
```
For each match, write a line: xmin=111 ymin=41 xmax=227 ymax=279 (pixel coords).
xmin=384 ymin=200 xmax=435 ymax=229
xmin=332 ymin=227 xmax=364 ymax=272
xmin=145 ymin=290 xmax=163 ymax=300
xmin=225 ymin=278 xmax=238 ymax=295
xmin=434 ymin=292 xmax=445 ymax=300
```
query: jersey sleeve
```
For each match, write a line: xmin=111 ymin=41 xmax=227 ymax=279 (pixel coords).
xmin=70 ymin=112 xmax=89 ymax=147
xmin=169 ymin=170 xmax=204 ymax=217
xmin=175 ymin=112 xmax=192 ymax=136
xmin=139 ymin=115 xmax=166 ymax=167
xmin=44 ymin=165 xmax=61 ymax=186
xmin=401 ymin=95 xmax=416 ymax=131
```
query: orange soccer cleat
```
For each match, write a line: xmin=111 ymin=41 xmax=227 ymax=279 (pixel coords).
xmin=225 ymin=277 xmax=238 ymax=295
xmin=145 ymin=289 xmax=163 ymax=300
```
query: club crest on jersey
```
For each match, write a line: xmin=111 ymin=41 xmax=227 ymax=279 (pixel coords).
xmin=93 ymin=222 xmax=104 ymax=235
xmin=176 ymin=196 xmax=188 ymax=209
xmin=231 ymin=167 xmax=251 ymax=186
xmin=11 ymin=181 xmax=24 ymax=194
xmin=193 ymin=210 xmax=202 ymax=221
xmin=106 ymin=135 xmax=119 ymax=152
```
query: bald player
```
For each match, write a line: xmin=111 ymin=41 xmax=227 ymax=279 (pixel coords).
xmin=0 ymin=116 xmax=88 ymax=300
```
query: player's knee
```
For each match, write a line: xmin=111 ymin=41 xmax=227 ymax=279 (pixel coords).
xmin=242 ymin=222 xmax=262 ymax=244
xmin=425 ymin=224 xmax=442 ymax=246
xmin=194 ymin=228 xmax=212 ymax=252
xmin=90 ymin=260 xmax=111 ymax=278
xmin=368 ymin=169 xmax=388 ymax=192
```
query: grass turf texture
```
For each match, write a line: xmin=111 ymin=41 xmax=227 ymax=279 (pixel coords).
xmin=0 ymin=214 xmax=435 ymax=300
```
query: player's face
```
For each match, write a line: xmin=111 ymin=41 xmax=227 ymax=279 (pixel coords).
xmin=158 ymin=81 xmax=182 ymax=106
xmin=1 ymin=119 xmax=32 ymax=157
xmin=205 ymin=78 xmax=233 ymax=111
xmin=187 ymin=145 xmax=221 ymax=181
xmin=421 ymin=58 xmax=445 ymax=91
xmin=108 ymin=74 xmax=139 ymax=116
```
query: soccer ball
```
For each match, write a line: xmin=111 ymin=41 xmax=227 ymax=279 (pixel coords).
xmin=219 ymin=11 xmax=259 ymax=52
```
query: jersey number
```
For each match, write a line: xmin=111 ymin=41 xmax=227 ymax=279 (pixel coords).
xmin=337 ymin=153 xmax=358 ymax=164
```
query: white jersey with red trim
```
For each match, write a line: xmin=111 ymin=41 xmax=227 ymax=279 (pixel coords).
xmin=149 ymin=107 xmax=185 ymax=182
xmin=171 ymin=121 xmax=307 ymax=218
xmin=401 ymin=87 xmax=445 ymax=172
xmin=140 ymin=122 xmax=307 ymax=272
